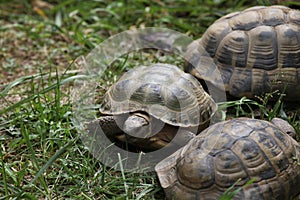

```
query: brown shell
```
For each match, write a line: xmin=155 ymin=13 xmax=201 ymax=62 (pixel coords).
xmin=155 ymin=118 xmax=300 ymax=199
xmin=100 ymin=63 xmax=217 ymax=127
xmin=185 ymin=6 xmax=300 ymax=100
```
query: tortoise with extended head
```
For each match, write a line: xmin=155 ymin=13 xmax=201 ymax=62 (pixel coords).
xmin=155 ymin=117 xmax=300 ymax=199
xmin=91 ymin=63 xmax=217 ymax=151
xmin=185 ymin=5 xmax=300 ymax=100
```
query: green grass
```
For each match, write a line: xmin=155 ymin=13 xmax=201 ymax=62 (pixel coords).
xmin=1 ymin=0 xmax=300 ymax=199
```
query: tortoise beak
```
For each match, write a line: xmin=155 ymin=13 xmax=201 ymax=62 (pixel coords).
xmin=123 ymin=114 xmax=151 ymax=138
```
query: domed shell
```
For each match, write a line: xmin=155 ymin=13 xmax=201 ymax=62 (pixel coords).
xmin=100 ymin=63 xmax=217 ymax=127
xmin=185 ymin=6 xmax=300 ymax=100
xmin=155 ymin=118 xmax=300 ymax=199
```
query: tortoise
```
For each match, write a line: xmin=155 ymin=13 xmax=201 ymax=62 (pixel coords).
xmin=185 ymin=5 xmax=300 ymax=101
xmin=155 ymin=117 xmax=300 ymax=199
xmin=91 ymin=63 xmax=217 ymax=151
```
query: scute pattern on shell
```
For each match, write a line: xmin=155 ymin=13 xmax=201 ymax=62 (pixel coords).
xmin=155 ymin=118 xmax=300 ymax=200
xmin=185 ymin=6 xmax=300 ymax=100
xmin=100 ymin=63 xmax=217 ymax=127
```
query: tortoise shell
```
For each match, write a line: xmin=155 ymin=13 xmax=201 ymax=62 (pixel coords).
xmin=155 ymin=118 xmax=300 ymax=199
xmin=100 ymin=63 xmax=217 ymax=127
xmin=185 ymin=6 xmax=300 ymax=100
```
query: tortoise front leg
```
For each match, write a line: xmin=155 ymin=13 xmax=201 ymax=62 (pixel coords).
xmin=85 ymin=116 xmax=123 ymax=141
xmin=125 ymin=125 xmax=197 ymax=151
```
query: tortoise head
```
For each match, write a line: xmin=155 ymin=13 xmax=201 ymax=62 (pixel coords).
xmin=271 ymin=118 xmax=296 ymax=139
xmin=122 ymin=112 xmax=165 ymax=139
xmin=123 ymin=113 xmax=150 ymax=138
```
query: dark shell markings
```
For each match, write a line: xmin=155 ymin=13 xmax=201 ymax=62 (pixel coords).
xmin=95 ymin=63 xmax=217 ymax=151
xmin=155 ymin=118 xmax=300 ymax=200
xmin=185 ymin=5 xmax=300 ymax=100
